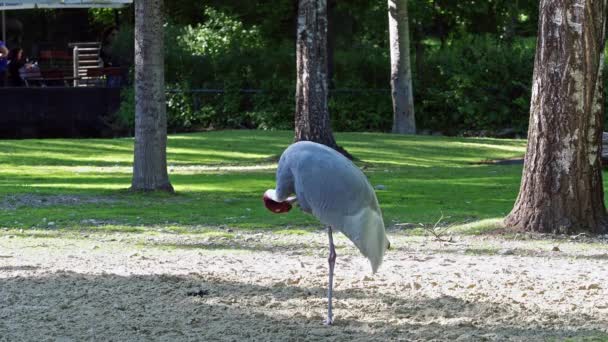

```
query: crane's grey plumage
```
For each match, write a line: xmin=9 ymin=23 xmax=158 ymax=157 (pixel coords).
xmin=263 ymin=141 xmax=390 ymax=325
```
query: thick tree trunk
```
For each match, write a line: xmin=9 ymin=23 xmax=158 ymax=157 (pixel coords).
xmin=388 ymin=0 xmax=416 ymax=134
xmin=505 ymin=0 xmax=607 ymax=234
xmin=131 ymin=0 xmax=174 ymax=192
xmin=294 ymin=0 xmax=351 ymax=159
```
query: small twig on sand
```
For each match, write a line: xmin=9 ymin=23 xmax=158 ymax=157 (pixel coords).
xmin=421 ymin=212 xmax=453 ymax=242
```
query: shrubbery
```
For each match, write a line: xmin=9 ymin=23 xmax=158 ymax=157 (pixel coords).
xmin=115 ymin=9 xmax=545 ymax=136
xmin=416 ymin=35 xmax=536 ymax=136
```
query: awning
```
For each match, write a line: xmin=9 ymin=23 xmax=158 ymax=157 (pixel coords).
xmin=0 ymin=1 xmax=132 ymax=9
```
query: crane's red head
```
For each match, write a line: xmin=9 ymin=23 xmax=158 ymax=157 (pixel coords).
xmin=263 ymin=194 xmax=292 ymax=214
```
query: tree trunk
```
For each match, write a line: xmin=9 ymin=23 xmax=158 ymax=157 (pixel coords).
xmin=505 ymin=0 xmax=607 ymax=234
xmin=414 ymin=23 xmax=425 ymax=88
xmin=327 ymin=0 xmax=336 ymax=90
xmin=504 ymin=0 xmax=520 ymax=42
xmin=131 ymin=0 xmax=174 ymax=192
xmin=294 ymin=0 xmax=351 ymax=159
xmin=388 ymin=0 xmax=416 ymax=134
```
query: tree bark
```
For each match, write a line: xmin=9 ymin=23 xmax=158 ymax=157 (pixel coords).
xmin=131 ymin=0 xmax=174 ymax=192
xmin=294 ymin=0 xmax=351 ymax=159
xmin=388 ymin=0 xmax=416 ymax=134
xmin=505 ymin=0 xmax=607 ymax=234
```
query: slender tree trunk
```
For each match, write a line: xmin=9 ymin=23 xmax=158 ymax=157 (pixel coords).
xmin=414 ymin=23 xmax=425 ymax=87
xmin=388 ymin=0 xmax=415 ymax=134
xmin=294 ymin=0 xmax=351 ymax=159
xmin=131 ymin=0 xmax=173 ymax=192
xmin=327 ymin=0 xmax=336 ymax=90
xmin=504 ymin=0 xmax=520 ymax=42
xmin=505 ymin=0 xmax=607 ymax=234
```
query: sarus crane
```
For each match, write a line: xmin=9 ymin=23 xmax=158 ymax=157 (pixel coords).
xmin=263 ymin=141 xmax=390 ymax=325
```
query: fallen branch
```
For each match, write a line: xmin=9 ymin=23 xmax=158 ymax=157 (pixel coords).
xmin=421 ymin=212 xmax=454 ymax=242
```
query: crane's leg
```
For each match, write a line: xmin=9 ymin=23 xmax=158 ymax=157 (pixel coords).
xmin=325 ymin=226 xmax=337 ymax=325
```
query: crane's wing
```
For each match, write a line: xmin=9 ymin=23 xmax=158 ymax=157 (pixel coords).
xmin=285 ymin=141 xmax=389 ymax=272
xmin=309 ymin=176 xmax=388 ymax=273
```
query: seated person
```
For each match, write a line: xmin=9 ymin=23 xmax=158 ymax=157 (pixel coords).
xmin=0 ymin=41 xmax=8 ymax=86
xmin=7 ymin=47 xmax=33 ymax=86
xmin=100 ymin=26 xmax=119 ymax=67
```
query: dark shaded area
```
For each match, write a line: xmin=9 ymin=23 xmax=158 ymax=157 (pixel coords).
xmin=0 ymin=87 xmax=121 ymax=139
xmin=3 ymin=9 xmax=97 ymax=53
xmin=473 ymin=158 xmax=525 ymax=166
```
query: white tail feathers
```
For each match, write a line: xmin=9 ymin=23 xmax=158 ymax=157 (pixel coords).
xmin=340 ymin=207 xmax=390 ymax=274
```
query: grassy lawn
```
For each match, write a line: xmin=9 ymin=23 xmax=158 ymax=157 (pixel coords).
xmin=0 ymin=130 xmax=530 ymax=232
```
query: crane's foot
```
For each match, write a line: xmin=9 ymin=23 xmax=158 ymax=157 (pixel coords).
xmin=323 ymin=317 xmax=334 ymax=326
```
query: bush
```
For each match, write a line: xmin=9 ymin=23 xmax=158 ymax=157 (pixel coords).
xmin=329 ymin=90 xmax=392 ymax=132
xmin=248 ymin=95 xmax=293 ymax=130
xmin=166 ymin=82 xmax=199 ymax=130
xmin=113 ymin=86 xmax=135 ymax=135
xmin=330 ymin=44 xmax=392 ymax=132
xmin=416 ymin=35 xmax=535 ymax=135
xmin=178 ymin=7 xmax=263 ymax=62
xmin=114 ymin=16 xmax=537 ymax=136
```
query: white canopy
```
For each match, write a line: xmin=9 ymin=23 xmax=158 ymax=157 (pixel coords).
xmin=0 ymin=1 xmax=132 ymax=9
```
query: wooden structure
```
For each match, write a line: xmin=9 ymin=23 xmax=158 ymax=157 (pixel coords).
xmin=70 ymin=42 xmax=102 ymax=86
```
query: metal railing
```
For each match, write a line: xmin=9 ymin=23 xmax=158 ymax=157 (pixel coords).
xmin=165 ymin=88 xmax=391 ymax=94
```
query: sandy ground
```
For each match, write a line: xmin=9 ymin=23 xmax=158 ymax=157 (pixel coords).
xmin=1 ymin=228 xmax=608 ymax=341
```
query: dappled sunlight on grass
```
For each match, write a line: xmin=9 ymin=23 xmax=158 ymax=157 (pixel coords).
xmin=0 ymin=130 xmax=291 ymax=167
xmin=337 ymin=134 xmax=526 ymax=168
xmin=173 ymin=171 xmax=273 ymax=185
xmin=448 ymin=218 xmax=506 ymax=234
xmin=451 ymin=141 xmax=525 ymax=153
xmin=0 ymin=130 xmax=551 ymax=231
xmin=167 ymin=147 xmax=269 ymax=160
xmin=28 ymin=183 xmax=129 ymax=190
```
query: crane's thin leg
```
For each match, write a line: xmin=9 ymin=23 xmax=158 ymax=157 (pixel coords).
xmin=325 ymin=226 xmax=336 ymax=325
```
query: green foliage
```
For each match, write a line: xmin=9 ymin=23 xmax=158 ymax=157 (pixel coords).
xmin=114 ymin=86 xmax=135 ymax=133
xmin=416 ymin=35 xmax=535 ymax=135
xmin=409 ymin=0 xmax=539 ymax=41
xmin=110 ymin=2 xmax=543 ymax=135
xmin=166 ymin=83 xmax=198 ymax=130
xmin=115 ymin=32 xmax=537 ymax=135
xmin=113 ymin=8 xmax=294 ymax=131
xmin=329 ymin=91 xmax=392 ymax=131
xmin=247 ymin=83 xmax=294 ymax=130
xmin=178 ymin=7 xmax=263 ymax=60
xmin=329 ymin=41 xmax=392 ymax=131
xmin=88 ymin=8 xmax=115 ymax=29
xmin=110 ymin=25 xmax=135 ymax=67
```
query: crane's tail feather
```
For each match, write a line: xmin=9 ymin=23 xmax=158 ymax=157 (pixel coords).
xmin=339 ymin=207 xmax=389 ymax=273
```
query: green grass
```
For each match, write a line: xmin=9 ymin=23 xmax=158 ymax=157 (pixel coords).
xmin=0 ymin=130 xmax=531 ymax=232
